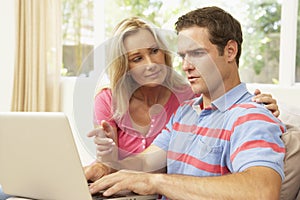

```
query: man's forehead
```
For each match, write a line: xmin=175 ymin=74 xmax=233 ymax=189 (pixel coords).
xmin=177 ymin=27 xmax=209 ymax=52
xmin=177 ymin=34 xmax=202 ymax=52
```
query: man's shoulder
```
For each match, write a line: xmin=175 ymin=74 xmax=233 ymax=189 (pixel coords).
xmin=228 ymin=101 xmax=275 ymax=119
xmin=229 ymin=101 xmax=265 ymax=112
xmin=228 ymin=92 xmax=269 ymax=113
xmin=228 ymin=101 xmax=286 ymax=131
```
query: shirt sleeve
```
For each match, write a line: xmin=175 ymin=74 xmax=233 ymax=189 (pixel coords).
xmin=93 ymin=88 xmax=116 ymax=128
xmin=229 ymin=106 xmax=286 ymax=180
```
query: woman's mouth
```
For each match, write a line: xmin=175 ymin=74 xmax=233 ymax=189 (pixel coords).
xmin=146 ymin=70 xmax=161 ymax=78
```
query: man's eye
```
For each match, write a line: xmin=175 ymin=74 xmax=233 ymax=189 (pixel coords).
xmin=178 ymin=53 xmax=185 ymax=59
xmin=191 ymin=51 xmax=206 ymax=57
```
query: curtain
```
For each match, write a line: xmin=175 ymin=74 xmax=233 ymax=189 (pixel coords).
xmin=11 ymin=0 xmax=62 ymax=111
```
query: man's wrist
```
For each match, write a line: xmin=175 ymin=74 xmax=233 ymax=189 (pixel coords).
xmin=149 ymin=173 xmax=164 ymax=194
xmin=97 ymin=161 xmax=116 ymax=175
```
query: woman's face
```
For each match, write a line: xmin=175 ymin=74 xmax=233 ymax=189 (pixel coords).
xmin=124 ymin=29 xmax=168 ymax=87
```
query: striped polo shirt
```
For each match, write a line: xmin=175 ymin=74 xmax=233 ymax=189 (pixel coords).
xmin=153 ymin=83 xmax=286 ymax=179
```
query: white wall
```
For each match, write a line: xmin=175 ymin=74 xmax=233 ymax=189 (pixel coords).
xmin=0 ymin=0 xmax=15 ymax=111
xmin=60 ymin=77 xmax=95 ymax=166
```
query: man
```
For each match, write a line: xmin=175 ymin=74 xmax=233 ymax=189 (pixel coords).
xmin=86 ymin=6 xmax=285 ymax=199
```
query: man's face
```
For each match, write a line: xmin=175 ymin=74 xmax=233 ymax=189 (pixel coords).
xmin=177 ymin=26 xmax=227 ymax=97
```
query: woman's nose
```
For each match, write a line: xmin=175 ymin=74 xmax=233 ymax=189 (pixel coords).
xmin=145 ymin=56 xmax=156 ymax=70
xmin=145 ymin=55 xmax=154 ymax=64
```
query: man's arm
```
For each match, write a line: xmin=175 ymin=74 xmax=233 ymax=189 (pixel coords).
xmin=154 ymin=166 xmax=281 ymax=200
xmin=89 ymin=166 xmax=282 ymax=200
xmin=84 ymin=144 xmax=167 ymax=182
xmin=102 ymin=144 xmax=167 ymax=172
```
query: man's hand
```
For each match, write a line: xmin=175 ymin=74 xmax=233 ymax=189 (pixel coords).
xmin=252 ymin=89 xmax=280 ymax=117
xmin=88 ymin=170 xmax=157 ymax=196
xmin=84 ymin=162 xmax=112 ymax=182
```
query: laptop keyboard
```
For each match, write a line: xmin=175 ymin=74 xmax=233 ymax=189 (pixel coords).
xmin=92 ymin=191 xmax=127 ymax=200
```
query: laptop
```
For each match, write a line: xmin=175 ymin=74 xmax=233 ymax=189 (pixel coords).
xmin=0 ymin=112 xmax=157 ymax=200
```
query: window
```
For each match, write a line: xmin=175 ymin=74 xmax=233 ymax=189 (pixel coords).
xmin=296 ymin=1 xmax=300 ymax=82
xmin=104 ymin=0 xmax=283 ymax=84
xmin=62 ymin=0 xmax=94 ymax=76
xmin=237 ymin=1 xmax=281 ymax=84
xmin=62 ymin=0 xmax=299 ymax=86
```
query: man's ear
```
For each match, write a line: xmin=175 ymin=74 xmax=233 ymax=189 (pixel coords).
xmin=225 ymin=40 xmax=238 ymax=63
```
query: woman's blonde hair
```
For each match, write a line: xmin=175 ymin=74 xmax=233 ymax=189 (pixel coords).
xmin=105 ymin=17 xmax=189 ymax=120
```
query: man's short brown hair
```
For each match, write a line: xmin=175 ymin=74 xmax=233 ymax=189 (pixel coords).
xmin=175 ymin=6 xmax=243 ymax=66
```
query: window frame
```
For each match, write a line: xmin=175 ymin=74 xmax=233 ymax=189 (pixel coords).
xmin=279 ymin=0 xmax=299 ymax=86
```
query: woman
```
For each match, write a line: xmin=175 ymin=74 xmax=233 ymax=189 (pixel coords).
xmin=87 ymin=17 xmax=279 ymax=161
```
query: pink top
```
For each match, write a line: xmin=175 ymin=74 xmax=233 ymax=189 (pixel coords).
xmin=94 ymin=87 xmax=194 ymax=159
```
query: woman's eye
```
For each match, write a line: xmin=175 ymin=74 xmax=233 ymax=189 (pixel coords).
xmin=151 ymin=48 xmax=159 ymax=54
xmin=132 ymin=57 xmax=142 ymax=63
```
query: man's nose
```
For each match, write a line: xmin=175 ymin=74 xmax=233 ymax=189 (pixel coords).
xmin=182 ymin=57 xmax=194 ymax=71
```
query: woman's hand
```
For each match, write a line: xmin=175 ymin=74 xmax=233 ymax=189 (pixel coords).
xmin=87 ymin=120 xmax=116 ymax=157
xmin=252 ymin=89 xmax=280 ymax=117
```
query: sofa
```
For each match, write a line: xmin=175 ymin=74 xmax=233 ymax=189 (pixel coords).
xmin=278 ymin=103 xmax=300 ymax=200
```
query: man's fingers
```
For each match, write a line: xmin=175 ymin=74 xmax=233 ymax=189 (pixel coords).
xmin=89 ymin=173 xmax=124 ymax=195
xmin=84 ymin=166 xmax=93 ymax=180
xmin=102 ymin=182 xmax=124 ymax=197
xmin=84 ymin=165 xmax=103 ymax=182
xmin=84 ymin=163 xmax=111 ymax=183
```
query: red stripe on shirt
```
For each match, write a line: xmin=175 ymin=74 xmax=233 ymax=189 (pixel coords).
xmin=173 ymin=123 xmax=231 ymax=141
xmin=168 ymin=151 xmax=230 ymax=175
xmin=229 ymin=103 xmax=257 ymax=110
xmin=232 ymin=113 xmax=285 ymax=133
xmin=230 ymin=140 xmax=286 ymax=162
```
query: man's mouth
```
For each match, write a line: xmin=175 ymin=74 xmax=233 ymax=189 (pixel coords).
xmin=188 ymin=76 xmax=199 ymax=82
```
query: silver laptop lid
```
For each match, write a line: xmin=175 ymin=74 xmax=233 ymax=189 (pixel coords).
xmin=0 ymin=112 xmax=93 ymax=200
xmin=0 ymin=112 xmax=158 ymax=200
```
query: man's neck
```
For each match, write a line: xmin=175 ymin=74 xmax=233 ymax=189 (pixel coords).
xmin=202 ymin=81 xmax=241 ymax=109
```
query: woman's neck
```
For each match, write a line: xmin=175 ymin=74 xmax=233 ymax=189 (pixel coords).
xmin=132 ymin=85 xmax=170 ymax=107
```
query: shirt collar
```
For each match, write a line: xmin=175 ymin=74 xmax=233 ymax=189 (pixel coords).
xmin=192 ymin=97 xmax=203 ymax=115
xmin=212 ymin=83 xmax=248 ymax=112
xmin=192 ymin=83 xmax=248 ymax=113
